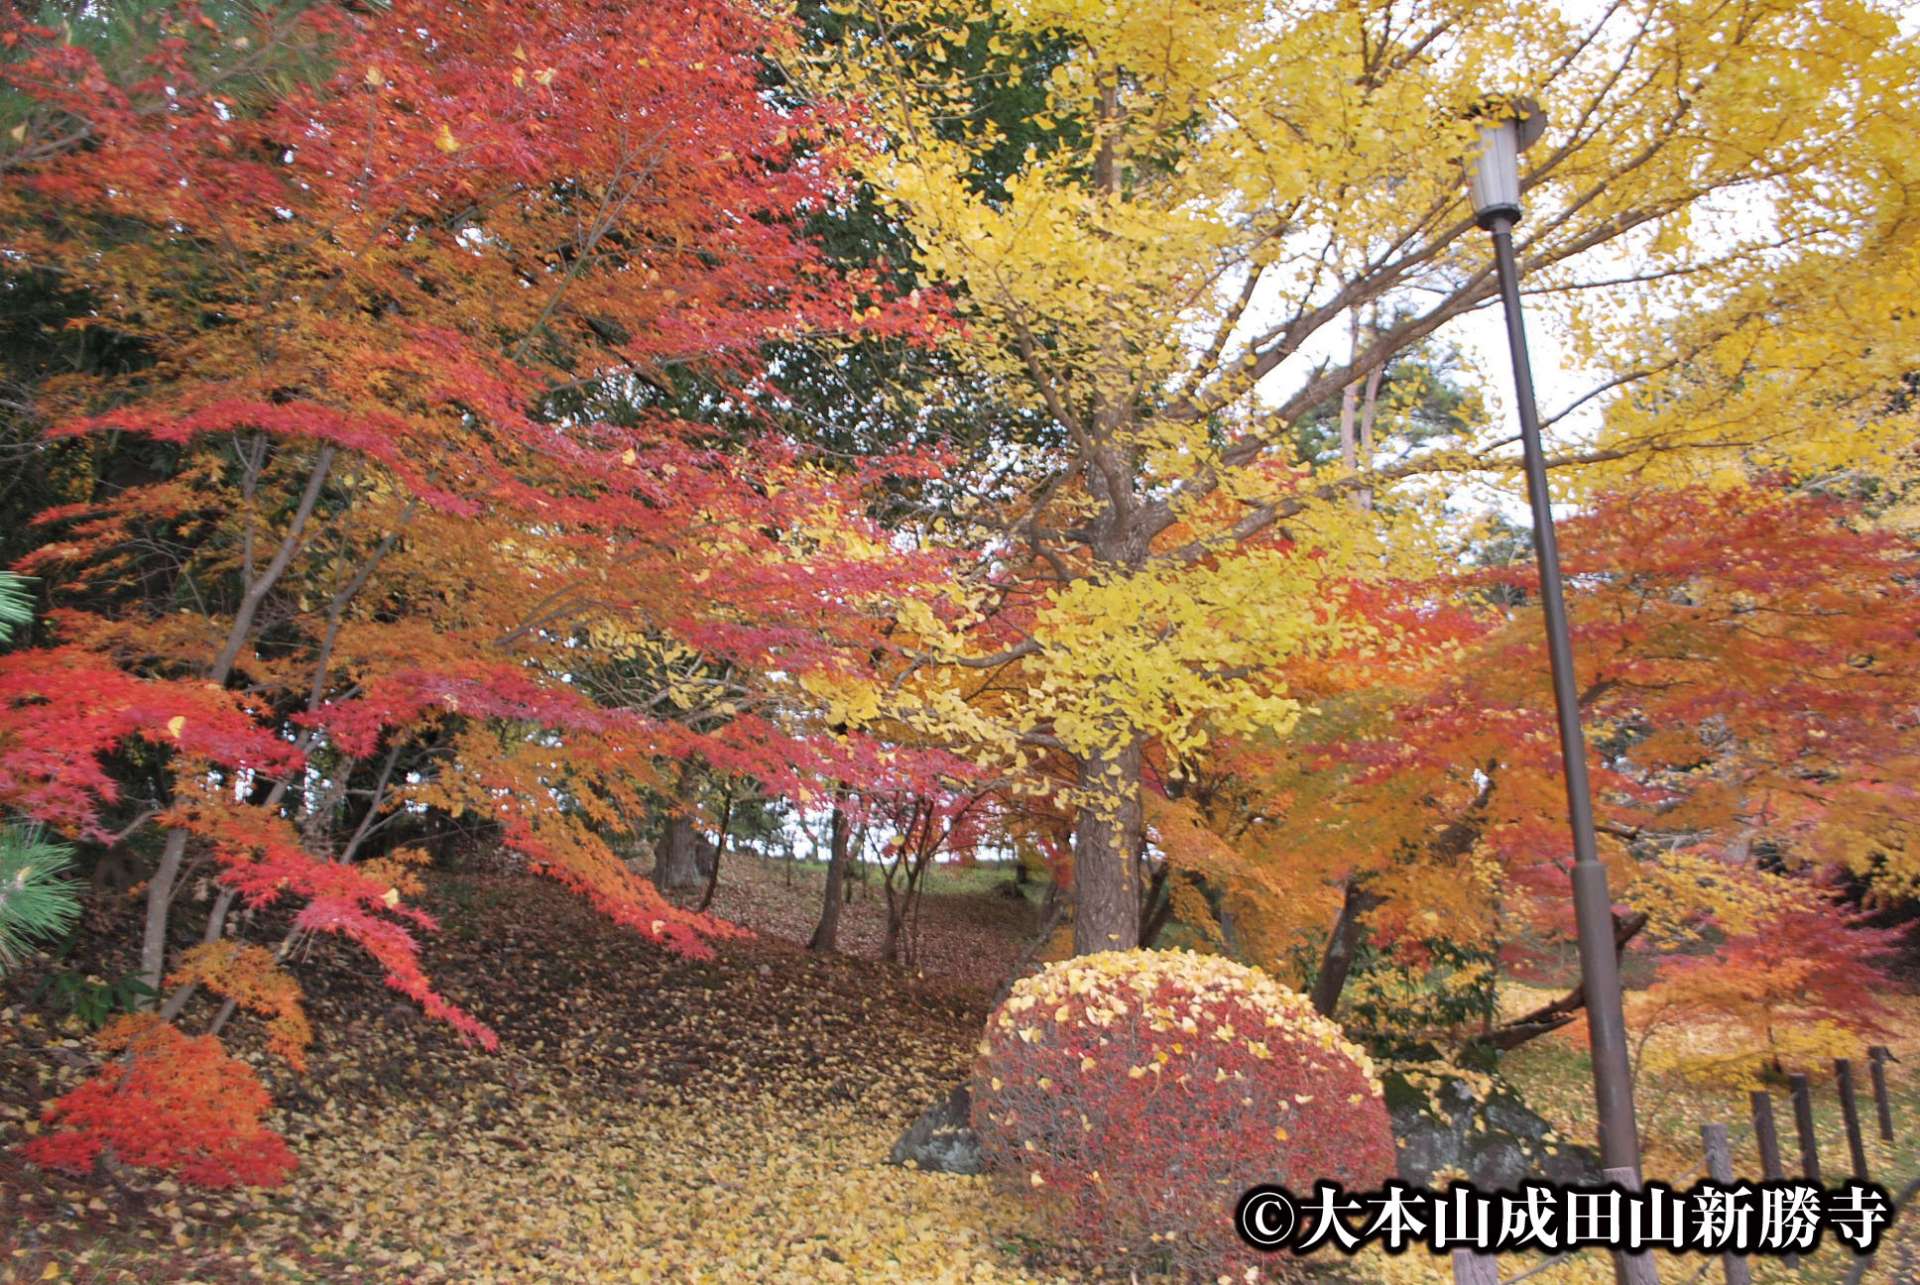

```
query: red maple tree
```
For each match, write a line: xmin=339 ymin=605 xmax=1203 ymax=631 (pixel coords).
xmin=1 ymin=0 xmax=956 ymax=1184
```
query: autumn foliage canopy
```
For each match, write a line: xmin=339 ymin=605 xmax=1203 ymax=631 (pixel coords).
xmin=2 ymin=0 xmax=1919 ymax=1251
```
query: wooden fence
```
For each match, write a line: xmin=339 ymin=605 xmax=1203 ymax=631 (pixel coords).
xmin=1453 ymin=1046 xmax=1906 ymax=1285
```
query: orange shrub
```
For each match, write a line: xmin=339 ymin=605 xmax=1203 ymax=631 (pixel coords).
xmin=973 ymin=950 xmax=1394 ymax=1273
xmin=23 ymin=1014 xmax=295 ymax=1189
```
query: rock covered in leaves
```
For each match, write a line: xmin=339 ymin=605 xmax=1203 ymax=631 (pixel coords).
xmin=1387 ymin=1073 xmax=1602 ymax=1192
xmin=887 ymin=1082 xmax=983 ymax=1175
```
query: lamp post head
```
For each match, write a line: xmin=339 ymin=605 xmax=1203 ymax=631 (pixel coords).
xmin=1466 ymin=96 xmax=1547 ymax=230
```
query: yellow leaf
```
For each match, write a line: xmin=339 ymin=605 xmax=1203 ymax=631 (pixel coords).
xmin=41 ymin=1265 xmax=61 ymax=1282
xmin=435 ymin=125 xmax=460 ymax=154
xmin=513 ymin=68 xmax=526 ymax=88
xmin=533 ymin=68 xmax=557 ymax=87
xmin=364 ymin=66 xmax=383 ymax=88
xmin=382 ymin=887 xmax=401 ymax=909
xmin=166 ymin=715 xmax=186 ymax=739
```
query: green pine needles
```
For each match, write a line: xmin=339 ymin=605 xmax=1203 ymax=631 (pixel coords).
xmin=0 ymin=823 xmax=80 ymax=973
xmin=0 ymin=572 xmax=30 ymax=644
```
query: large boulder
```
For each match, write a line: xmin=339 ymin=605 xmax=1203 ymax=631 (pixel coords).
xmin=887 ymin=1083 xmax=983 ymax=1175
xmin=1389 ymin=1075 xmax=1601 ymax=1191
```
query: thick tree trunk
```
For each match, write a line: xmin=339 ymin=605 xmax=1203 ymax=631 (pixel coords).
xmin=1071 ymin=740 xmax=1143 ymax=955
xmin=652 ymin=815 xmax=701 ymax=892
xmin=808 ymin=796 xmax=852 ymax=953
xmin=693 ymin=794 xmax=731 ymax=914
xmin=881 ymin=882 xmax=901 ymax=963
xmin=651 ymin=764 xmax=702 ymax=893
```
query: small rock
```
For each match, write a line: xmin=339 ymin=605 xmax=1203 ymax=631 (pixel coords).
xmin=887 ymin=1082 xmax=982 ymax=1175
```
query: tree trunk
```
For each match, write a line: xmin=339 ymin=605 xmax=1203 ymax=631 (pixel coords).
xmin=138 ymin=444 xmax=336 ymax=1000
xmin=1071 ymin=740 xmax=1143 ymax=955
xmin=652 ymin=815 xmax=700 ymax=892
xmin=880 ymin=802 xmax=924 ymax=963
xmin=694 ymin=794 xmax=731 ymax=914
xmin=1138 ymin=860 xmax=1174 ymax=947
xmin=808 ymin=795 xmax=852 ymax=953
xmin=881 ymin=876 xmax=902 ymax=963
xmin=1309 ymin=877 xmax=1381 ymax=1018
xmin=651 ymin=764 xmax=702 ymax=893
xmin=844 ymin=817 xmax=868 ymax=904
xmin=138 ymin=829 xmax=191 ymax=999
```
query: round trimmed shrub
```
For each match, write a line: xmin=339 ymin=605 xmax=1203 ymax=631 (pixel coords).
xmin=973 ymin=949 xmax=1395 ymax=1273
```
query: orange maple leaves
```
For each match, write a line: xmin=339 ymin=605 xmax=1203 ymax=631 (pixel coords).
xmin=167 ymin=942 xmax=313 ymax=1072
xmin=23 ymin=1014 xmax=297 ymax=1189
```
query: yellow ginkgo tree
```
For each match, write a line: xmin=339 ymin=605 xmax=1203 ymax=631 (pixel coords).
xmin=809 ymin=0 xmax=1920 ymax=954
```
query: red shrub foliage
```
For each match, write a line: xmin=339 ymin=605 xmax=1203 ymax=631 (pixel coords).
xmin=973 ymin=950 xmax=1395 ymax=1273
xmin=22 ymin=1015 xmax=295 ymax=1189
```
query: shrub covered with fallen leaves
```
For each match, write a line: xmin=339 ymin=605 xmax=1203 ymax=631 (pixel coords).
xmin=22 ymin=1013 xmax=296 ymax=1189
xmin=973 ymin=949 xmax=1395 ymax=1274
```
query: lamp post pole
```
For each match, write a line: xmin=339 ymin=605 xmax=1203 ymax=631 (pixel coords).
xmin=1483 ymin=212 xmax=1644 ymax=1179
xmin=1468 ymin=100 xmax=1655 ymax=1285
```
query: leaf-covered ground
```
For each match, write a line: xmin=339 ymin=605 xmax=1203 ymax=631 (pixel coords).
xmin=1 ymin=864 xmax=1074 ymax=1283
xmin=3 ymin=861 xmax=1917 ymax=1283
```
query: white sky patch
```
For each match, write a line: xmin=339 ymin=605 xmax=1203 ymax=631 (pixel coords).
xmin=1214 ymin=0 xmax=1862 ymax=533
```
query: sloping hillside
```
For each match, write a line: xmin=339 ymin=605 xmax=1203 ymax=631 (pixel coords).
xmin=1 ymin=865 xmax=1066 ymax=1283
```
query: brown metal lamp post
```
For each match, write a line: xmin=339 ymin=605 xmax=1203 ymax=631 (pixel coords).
xmin=1466 ymin=98 xmax=1656 ymax=1284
